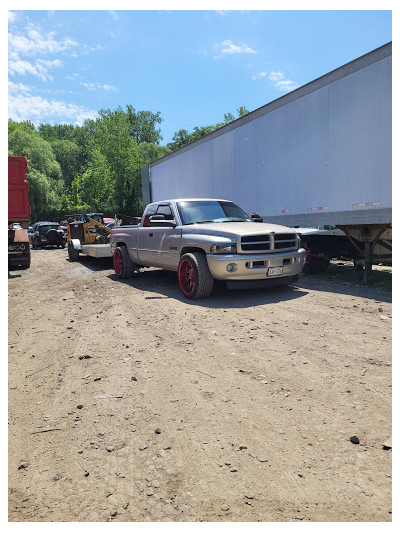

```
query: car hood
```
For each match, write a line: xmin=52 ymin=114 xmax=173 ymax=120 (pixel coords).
xmin=181 ymin=222 xmax=297 ymax=239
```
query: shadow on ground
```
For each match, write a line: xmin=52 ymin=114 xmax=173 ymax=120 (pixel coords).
xmin=107 ymin=269 xmax=308 ymax=309
xmin=64 ymin=253 xmax=391 ymax=306
xmin=66 ymin=255 xmax=113 ymax=271
xmin=297 ymin=263 xmax=392 ymax=303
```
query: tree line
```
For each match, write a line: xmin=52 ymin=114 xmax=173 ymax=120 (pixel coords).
xmin=8 ymin=104 xmax=249 ymax=222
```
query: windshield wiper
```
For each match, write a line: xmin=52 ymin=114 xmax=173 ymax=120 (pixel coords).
xmin=185 ymin=220 xmax=216 ymax=225
xmin=221 ymin=218 xmax=248 ymax=222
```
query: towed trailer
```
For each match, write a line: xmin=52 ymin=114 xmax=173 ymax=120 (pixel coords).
xmin=69 ymin=242 xmax=112 ymax=260
xmin=66 ymin=213 xmax=113 ymax=261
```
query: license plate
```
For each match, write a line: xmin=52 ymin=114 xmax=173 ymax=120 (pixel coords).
xmin=267 ymin=266 xmax=283 ymax=277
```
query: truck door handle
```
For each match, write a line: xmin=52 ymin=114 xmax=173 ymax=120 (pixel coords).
xmin=149 ymin=233 xmax=153 ymax=237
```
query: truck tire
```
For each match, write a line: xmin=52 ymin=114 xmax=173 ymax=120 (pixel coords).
xmin=68 ymin=240 xmax=80 ymax=261
xmin=178 ymin=252 xmax=214 ymax=299
xmin=113 ymin=246 xmax=134 ymax=279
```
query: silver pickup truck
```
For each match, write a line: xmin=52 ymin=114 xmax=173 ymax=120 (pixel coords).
xmin=110 ymin=199 xmax=306 ymax=299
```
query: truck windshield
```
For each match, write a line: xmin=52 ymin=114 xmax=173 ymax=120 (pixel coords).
xmin=177 ymin=200 xmax=251 ymax=225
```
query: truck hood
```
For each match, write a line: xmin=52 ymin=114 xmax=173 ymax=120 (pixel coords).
xmin=182 ymin=222 xmax=297 ymax=239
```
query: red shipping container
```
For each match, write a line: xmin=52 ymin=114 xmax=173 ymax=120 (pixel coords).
xmin=8 ymin=156 xmax=30 ymax=223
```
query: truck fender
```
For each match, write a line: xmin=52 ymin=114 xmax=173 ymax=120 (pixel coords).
xmin=70 ymin=238 xmax=82 ymax=251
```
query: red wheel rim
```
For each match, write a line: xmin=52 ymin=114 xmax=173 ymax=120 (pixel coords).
xmin=113 ymin=250 xmax=123 ymax=276
xmin=179 ymin=259 xmax=196 ymax=295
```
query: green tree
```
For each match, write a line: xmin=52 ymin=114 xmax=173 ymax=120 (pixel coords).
xmin=125 ymin=105 xmax=163 ymax=144
xmin=23 ymin=168 xmax=63 ymax=222
xmin=237 ymin=106 xmax=250 ymax=118
xmin=84 ymin=110 xmax=141 ymax=214
xmin=81 ymin=147 xmax=114 ymax=212
xmin=9 ymin=125 xmax=64 ymax=221
xmin=138 ymin=142 xmax=171 ymax=166
xmin=224 ymin=112 xmax=236 ymax=124
xmin=167 ymin=106 xmax=250 ymax=151
xmin=63 ymin=175 xmax=90 ymax=214
xmin=51 ymin=139 xmax=82 ymax=189
xmin=8 ymin=119 xmax=36 ymax=135
xmin=9 ymin=127 xmax=61 ymax=179
xmin=38 ymin=123 xmax=76 ymax=142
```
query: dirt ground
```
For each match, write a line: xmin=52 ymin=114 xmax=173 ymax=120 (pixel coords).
xmin=8 ymin=249 xmax=392 ymax=522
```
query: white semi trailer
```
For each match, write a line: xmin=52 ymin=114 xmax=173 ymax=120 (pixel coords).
xmin=142 ymin=42 xmax=392 ymax=282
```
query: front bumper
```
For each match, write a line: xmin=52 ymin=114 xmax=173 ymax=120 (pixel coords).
xmin=206 ymin=248 xmax=306 ymax=280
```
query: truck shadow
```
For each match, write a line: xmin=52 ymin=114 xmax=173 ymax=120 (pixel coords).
xmin=107 ymin=269 xmax=308 ymax=309
xmin=66 ymin=256 xmax=113 ymax=270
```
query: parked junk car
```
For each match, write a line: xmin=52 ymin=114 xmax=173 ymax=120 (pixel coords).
xmin=31 ymin=222 xmax=66 ymax=249
xmin=59 ymin=225 xmax=69 ymax=238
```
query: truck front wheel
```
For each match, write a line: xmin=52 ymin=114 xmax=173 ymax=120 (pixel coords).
xmin=113 ymin=246 xmax=134 ymax=279
xmin=178 ymin=252 xmax=214 ymax=299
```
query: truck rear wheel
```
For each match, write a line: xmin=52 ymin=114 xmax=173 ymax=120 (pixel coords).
xmin=113 ymin=246 xmax=134 ymax=279
xmin=68 ymin=240 xmax=80 ymax=261
xmin=178 ymin=252 xmax=214 ymax=299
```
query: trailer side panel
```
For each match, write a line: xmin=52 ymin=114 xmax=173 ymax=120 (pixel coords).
xmin=148 ymin=45 xmax=391 ymax=227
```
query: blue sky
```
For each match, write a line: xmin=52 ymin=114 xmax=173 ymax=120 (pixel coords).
xmin=8 ymin=9 xmax=392 ymax=144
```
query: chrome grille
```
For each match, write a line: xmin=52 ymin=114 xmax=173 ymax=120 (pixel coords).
xmin=274 ymin=233 xmax=297 ymax=249
xmin=240 ymin=234 xmax=271 ymax=253
xmin=239 ymin=232 xmax=297 ymax=253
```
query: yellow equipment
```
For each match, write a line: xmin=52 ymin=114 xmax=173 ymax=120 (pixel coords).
xmin=66 ymin=213 xmax=111 ymax=245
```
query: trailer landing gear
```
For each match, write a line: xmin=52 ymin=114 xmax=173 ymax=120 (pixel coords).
xmin=338 ymin=224 xmax=391 ymax=285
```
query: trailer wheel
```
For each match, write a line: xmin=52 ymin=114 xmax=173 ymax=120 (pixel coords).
xmin=178 ymin=252 xmax=214 ymax=299
xmin=68 ymin=240 xmax=80 ymax=261
xmin=113 ymin=246 xmax=134 ymax=279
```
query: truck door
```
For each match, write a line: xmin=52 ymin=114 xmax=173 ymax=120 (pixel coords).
xmin=137 ymin=203 xmax=180 ymax=268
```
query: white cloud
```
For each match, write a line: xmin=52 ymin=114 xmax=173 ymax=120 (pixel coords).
xmin=66 ymin=73 xmax=84 ymax=81
xmin=8 ymin=28 xmax=77 ymax=59
xmin=81 ymin=81 xmax=117 ymax=92
xmin=8 ymin=11 xmax=17 ymax=23
xmin=9 ymin=57 xmax=63 ymax=81
xmin=268 ymin=71 xmax=299 ymax=92
xmin=8 ymin=24 xmax=76 ymax=81
xmin=109 ymin=11 xmax=119 ymax=20
xmin=213 ymin=39 xmax=257 ymax=59
xmin=252 ymin=71 xmax=267 ymax=80
xmin=8 ymin=81 xmax=32 ymax=95
xmin=8 ymin=93 xmax=98 ymax=126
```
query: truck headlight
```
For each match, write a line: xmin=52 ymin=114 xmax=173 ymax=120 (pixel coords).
xmin=210 ymin=243 xmax=237 ymax=254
